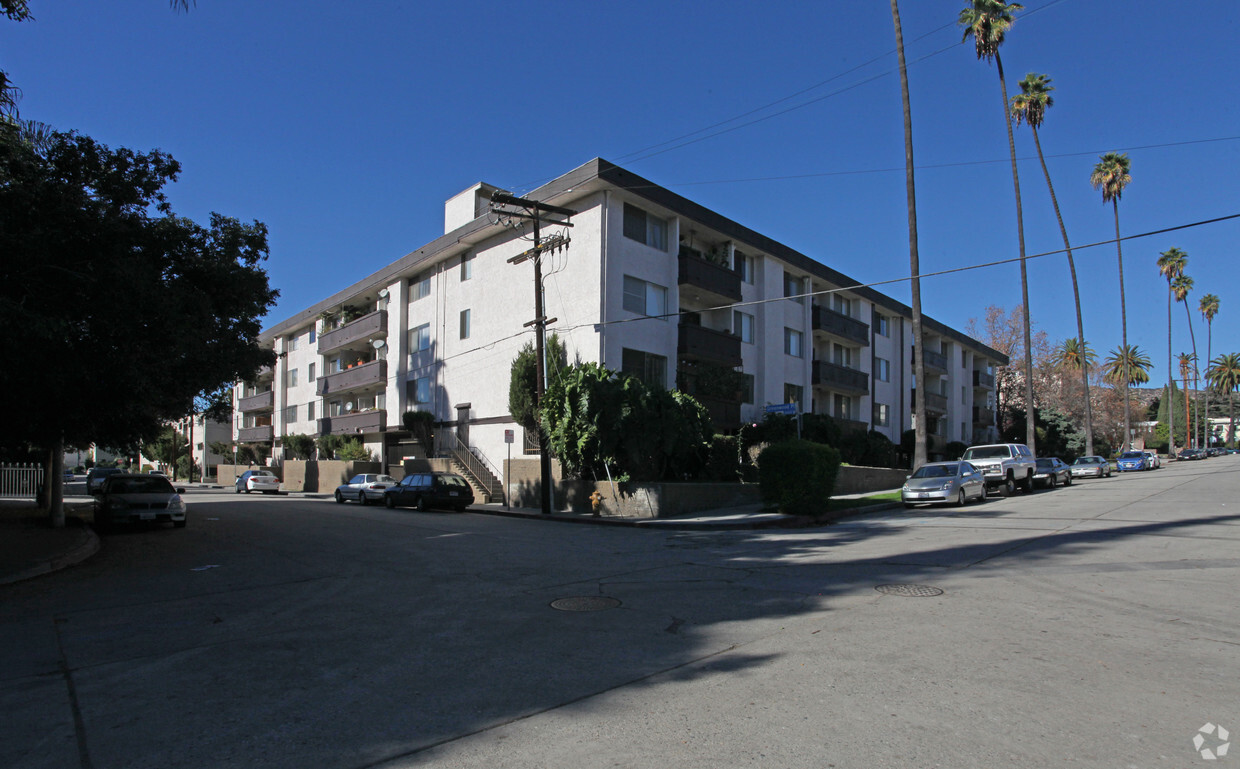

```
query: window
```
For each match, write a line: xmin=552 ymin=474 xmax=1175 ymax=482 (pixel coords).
xmin=621 ymin=348 xmax=668 ymax=389
xmin=288 ymin=335 xmax=299 ymax=352
xmin=328 ymin=400 xmax=344 ymax=417
xmin=460 ymin=309 xmax=471 ymax=340
xmin=783 ymin=271 xmax=804 ymax=304
xmin=622 ymin=275 xmax=667 ymax=317
xmin=784 ymin=384 xmax=803 ymax=407
xmin=414 ymin=376 xmax=431 ymax=404
xmin=962 ymin=385 xmax=967 ymax=405
xmin=410 ymin=272 xmax=432 ymax=301
xmin=784 ymin=328 xmax=803 ymax=358
xmin=833 ymin=394 xmax=852 ymax=420
xmin=284 ymin=405 xmax=297 ymax=423
xmin=874 ymin=403 xmax=890 ymax=427
xmin=308 ymin=363 xmax=316 ymax=382
xmin=622 ymin=203 xmax=667 ymax=250
xmin=832 ymin=345 xmax=852 ymax=367
xmin=962 ymin=422 xmax=968 ymax=441
xmin=309 ymin=327 xmax=316 ymax=344
xmin=740 ymin=373 xmax=754 ymax=404
xmin=410 ymin=324 xmax=430 ymax=352
xmin=460 ymin=253 xmax=473 ymax=281
xmin=307 ymin=401 xmax=315 ymax=421
xmin=876 ymin=357 xmax=890 ymax=383
xmin=287 ymin=368 xmax=298 ymax=388
xmin=734 ymin=250 xmax=755 ymax=284
xmin=832 ymin=294 xmax=852 ymax=317
xmin=875 ymin=314 xmax=890 ymax=337
xmin=733 ymin=311 xmax=754 ymax=344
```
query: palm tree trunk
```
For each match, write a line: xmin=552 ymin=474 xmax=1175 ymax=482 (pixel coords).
xmin=1182 ymin=301 xmax=1199 ymax=447
xmin=1167 ymin=288 xmax=1175 ymax=454
xmin=1030 ymin=125 xmax=1092 ymax=455
xmin=891 ymin=0 xmax=927 ymax=469
xmin=1204 ymin=321 xmax=1212 ymax=448
xmin=1114 ymin=199 xmax=1130 ymax=451
xmin=996 ymin=52 xmax=1036 ymax=453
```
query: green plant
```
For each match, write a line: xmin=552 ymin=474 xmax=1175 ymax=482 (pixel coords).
xmin=315 ymin=434 xmax=344 ymax=460
xmin=757 ymin=439 xmax=841 ymax=518
xmin=335 ymin=438 xmax=373 ymax=462
xmin=283 ymin=433 xmax=315 ymax=460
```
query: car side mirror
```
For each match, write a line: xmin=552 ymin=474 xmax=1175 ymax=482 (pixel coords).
xmin=905 ymin=475 xmax=911 ymax=480
xmin=176 ymin=488 xmax=187 ymax=495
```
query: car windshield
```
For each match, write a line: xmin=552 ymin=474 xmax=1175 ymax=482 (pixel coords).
xmin=376 ymin=476 xmax=396 ymax=484
xmin=439 ymin=475 xmax=470 ymax=489
xmin=961 ymin=446 xmax=1009 ymax=460
xmin=911 ymin=464 xmax=957 ymax=478
xmin=1073 ymin=457 xmax=1098 ymax=465
xmin=1035 ymin=459 xmax=1054 ymax=469
xmin=109 ymin=477 xmax=174 ymax=494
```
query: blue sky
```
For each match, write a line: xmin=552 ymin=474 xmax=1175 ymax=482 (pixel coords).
xmin=6 ymin=1 xmax=1238 ymax=386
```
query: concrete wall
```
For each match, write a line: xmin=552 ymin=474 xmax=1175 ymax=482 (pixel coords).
xmin=218 ymin=461 xmax=383 ymax=493
xmin=835 ymin=464 xmax=908 ymax=495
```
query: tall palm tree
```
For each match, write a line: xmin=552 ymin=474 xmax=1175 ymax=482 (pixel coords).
xmin=891 ymin=0 xmax=928 ymax=469
xmin=1178 ymin=352 xmax=1196 ymax=446
xmin=1011 ymin=72 xmax=1093 ymax=455
xmin=1104 ymin=345 xmax=1152 ymax=387
xmin=1206 ymin=352 xmax=1240 ymax=445
xmin=959 ymin=0 xmax=1035 ymax=455
xmin=1172 ymin=273 xmax=1200 ymax=446
xmin=1199 ymin=293 xmax=1220 ymax=447
xmin=1157 ymin=247 xmax=1186 ymax=453
xmin=1091 ymin=152 xmax=1133 ymax=449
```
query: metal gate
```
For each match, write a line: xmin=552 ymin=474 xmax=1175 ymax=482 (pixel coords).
xmin=0 ymin=464 xmax=43 ymax=498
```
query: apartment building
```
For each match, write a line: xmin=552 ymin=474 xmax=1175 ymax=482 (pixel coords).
xmin=235 ymin=158 xmax=1006 ymax=480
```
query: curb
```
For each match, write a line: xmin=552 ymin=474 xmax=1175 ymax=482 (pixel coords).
xmin=0 ymin=522 xmax=100 ymax=587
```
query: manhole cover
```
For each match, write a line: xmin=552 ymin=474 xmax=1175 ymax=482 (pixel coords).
xmin=550 ymin=596 xmax=622 ymax=612
xmin=874 ymin=584 xmax=944 ymax=597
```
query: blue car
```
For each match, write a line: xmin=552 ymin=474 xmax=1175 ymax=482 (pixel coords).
xmin=1116 ymin=451 xmax=1149 ymax=472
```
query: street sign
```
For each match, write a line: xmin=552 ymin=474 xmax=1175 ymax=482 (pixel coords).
xmin=765 ymin=403 xmax=798 ymax=416
xmin=504 ymin=430 xmax=514 ymax=444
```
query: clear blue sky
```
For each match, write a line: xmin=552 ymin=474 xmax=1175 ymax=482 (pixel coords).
xmin=6 ymin=1 xmax=1238 ymax=387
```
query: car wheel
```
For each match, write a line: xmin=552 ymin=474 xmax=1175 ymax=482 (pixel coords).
xmin=358 ymin=490 xmax=368 ymax=506
xmin=245 ymin=486 xmax=251 ymax=494
xmin=416 ymin=495 xmax=429 ymax=512
xmin=957 ymin=489 xmax=966 ymax=506
xmin=1048 ymin=475 xmax=1056 ymax=489
xmin=385 ymin=495 xmax=396 ymax=509
xmin=1019 ymin=472 xmax=1033 ymax=493
xmin=1003 ymin=476 xmax=1016 ymax=496
xmin=1064 ymin=474 xmax=1072 ymax=486
xmin=234 ymin=485 xmax=241 ymax=494
xmin=334 ymin=490 xmax=344 ymax=504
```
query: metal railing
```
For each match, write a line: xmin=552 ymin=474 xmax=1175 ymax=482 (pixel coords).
xmin=435 ymin=430 xmax=503 ymax=501
xmin=0 ymin=463 xmax=43 ymax=498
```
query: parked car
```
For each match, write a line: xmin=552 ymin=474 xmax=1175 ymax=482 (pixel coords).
xmin=1116 ymin=451 xmax=1150 ymax=472
xmin=1142 ymin=450 xmax=1161 ymax=469
xmin=383 ymin=471 xmax=474 ymax=512
xmin=959 ymin=443 xmax=1037 ymax=495
xmin=1177 ymin=448 xmax=1205 ymax=461
xmin=901 ymin=461 xmax=986 ymax=508
xmin=235 ymin=469 xmax=281 ymax=494
xmin=91 ymin=473 xmax=187 ymax=530
xmin=334 ymin=474 xmax=398 ymax=505
xmin=1033 ymin=457 xmax=1073 ymax=488
xmin=86 ymin=467 xmax=123 ymax=494
xmin=1070 ymin=456 xmax=1112 ymax=479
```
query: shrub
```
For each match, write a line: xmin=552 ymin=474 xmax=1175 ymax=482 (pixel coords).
xmin=706 ymin=435 xmax=744 ymax=481
xmin=335 ymin=438 xmax=373 ymax=462
xmin=284 ymin=433 xmax=316 ymax=460
xmin=757 ymin=439 xmax=841 ymax=518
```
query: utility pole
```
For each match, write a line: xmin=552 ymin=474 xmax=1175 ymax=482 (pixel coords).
xmin=491 ymin=192 xmax=574 ymax=515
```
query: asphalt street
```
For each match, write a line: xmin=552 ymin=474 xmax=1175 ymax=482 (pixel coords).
xmin=2 ymin=457 xmax=1238 ymax=768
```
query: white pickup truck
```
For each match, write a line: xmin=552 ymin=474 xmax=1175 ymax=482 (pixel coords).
xmin=959 ymin=443 xmax=1037 ymax=495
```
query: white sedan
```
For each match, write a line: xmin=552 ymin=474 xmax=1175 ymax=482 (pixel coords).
xmin=335 ymin=474 xmax=398 ymax=505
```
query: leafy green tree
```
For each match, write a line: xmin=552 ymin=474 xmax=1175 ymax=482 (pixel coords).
xmin=508 ymin=332 xmax=569 ymax=436
xmin=316 ymin=435 xmax=345 ymax=460
xmin=142 ymin=426 xmax=189 ymax=480
xmin=283 ymin=434 xmax=315 ymax=460
xmin=1091 ymin=152 xmax=1133 ymax=448
xmin=1157 ymin=247 xmax=1187 ymax=453
xmin=960 ymin=0 xmax=1035 ymax=455
xmin=1012 ymin=71 xmax=1094 ymax=455
xmin=335 ymin=439 xmax=373 ymax=462
xmin=1206 ymin=353 xmax=1240 ymax=445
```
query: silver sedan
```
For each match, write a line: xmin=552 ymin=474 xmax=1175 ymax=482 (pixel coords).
xmin=902 ymin=461 xmax=986 ymax=509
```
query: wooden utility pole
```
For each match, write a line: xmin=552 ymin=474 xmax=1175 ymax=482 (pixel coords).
xmin=491 ymin=193 xmax=574 ymax=515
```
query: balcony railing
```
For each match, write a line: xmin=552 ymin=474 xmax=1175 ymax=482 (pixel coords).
xmin=238 ymin=425 xmax=273 ymax=443
xmin=677 ymin=323 xmax=742 ymax=368
xmin=911 ymin=388 xmax=949 ymax=414
xmin=316 ymin=359 xmax=387 ymax=397
xmin=972 ymin=406 xmax=995 ymax=425
xmin=318 ymin=409 xmax=386 ymax=437
xmin=677 ymin=253 xmax=742 ymax=304
xmin=812 ymin=360 xmax=869 ymax=395
xmin=318 ymin=310 xmax=387 ymax=355
xmin=811 ymin=304 xmax=870 ymax=347
xmin=237 ymin=390 xmax=273 ymax=413
xmin=911 ymin=348 xmax=948 ymax=375
xmin=973 ymin=370 xmax=995 ymax=389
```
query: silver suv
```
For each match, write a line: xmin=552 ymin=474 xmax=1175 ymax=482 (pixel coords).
xmin=959 ymin=443 xmax=1037 ymax=495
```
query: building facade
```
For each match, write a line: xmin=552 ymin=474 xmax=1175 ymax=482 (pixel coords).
xmin=235 ymin=159 xmax=1006 ymax=481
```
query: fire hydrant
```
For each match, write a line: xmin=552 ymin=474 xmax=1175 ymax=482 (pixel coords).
xmin=589 ymin=490 xmax=604 ymax=517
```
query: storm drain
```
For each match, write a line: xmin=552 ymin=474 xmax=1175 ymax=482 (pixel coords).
xmin=874 ymin=584 xmax=944 ymax=597
xmin=550 ymin=596 xmax=622 ymax=612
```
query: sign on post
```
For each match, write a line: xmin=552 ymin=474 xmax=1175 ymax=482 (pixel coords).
xmin=765 ymin=403 xmax=798 ymax=416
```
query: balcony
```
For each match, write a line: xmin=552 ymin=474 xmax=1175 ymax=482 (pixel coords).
xmin=812 ymin=360 xmax=869 ymax=395
xmin=911 ymin=348 xmax=948 ymax=376
xmin=677 ymin=323 xmax=742 ymax=368
xmin=973 ymin=370 xmax=995 ymax=389
xmin=972 ymin=406 xmax=995 ymax=425
xmin=911 ymin=388 xmax=949 ymax=415
xmin=317 ymin=360 xmax=387 ymax=397
xmin=811 ymin=304 xmax=870 ymax=347
xmin=677 ymin=252 xmax=742 ymax=305
xmin=237 ymin=390 xmax=273 ymax=413
xmin=318 ymin=410 xmax=387 ymax=437
xmin=238 ymin=425 xmax=273 ymax=443
xmin=318 ymin=310 xmax=387 ymax=356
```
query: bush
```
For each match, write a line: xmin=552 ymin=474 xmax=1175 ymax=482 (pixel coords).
xmin=335 ymin=438 xmax=373 ymax=462
xmin=706 ymin=435 xmax=745 ymax=481
xmin=757 ymin=439 xmax=841 ymax=518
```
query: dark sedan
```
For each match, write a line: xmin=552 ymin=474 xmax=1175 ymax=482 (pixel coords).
xmin=1033 ymin=457 xmax=1073 ymax=488
xmin=383 ymin=471 xmax=474 ymax=512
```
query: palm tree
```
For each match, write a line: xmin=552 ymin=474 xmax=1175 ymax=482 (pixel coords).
xmin=1200 ymin=293 xmax=1220 ymax=447
xmin=1052 ymin=337 xmax=1096 ymax=372
xmin=1157 ymin=247 xmax=1186 ymax=453
xmin=959 ymin=0 xmax=1034 ymax=455
xmin=891 ymin=0 xmax=928 ymax=470
xmin=1091 ymin=152 xmax=1133 ymax=449
xmin=1206 ymin=353 xmax=1240 ymax=445
xmin=1178 ymin=352 xmax=1196 ymax=447
xmin=1104 ymin=345 xmax=1152 ymax=387
xmin=1172 ymin=273 xmax=1200 ymax=446
xmin=1011 ymin=72 xmax=1093 ymax=455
